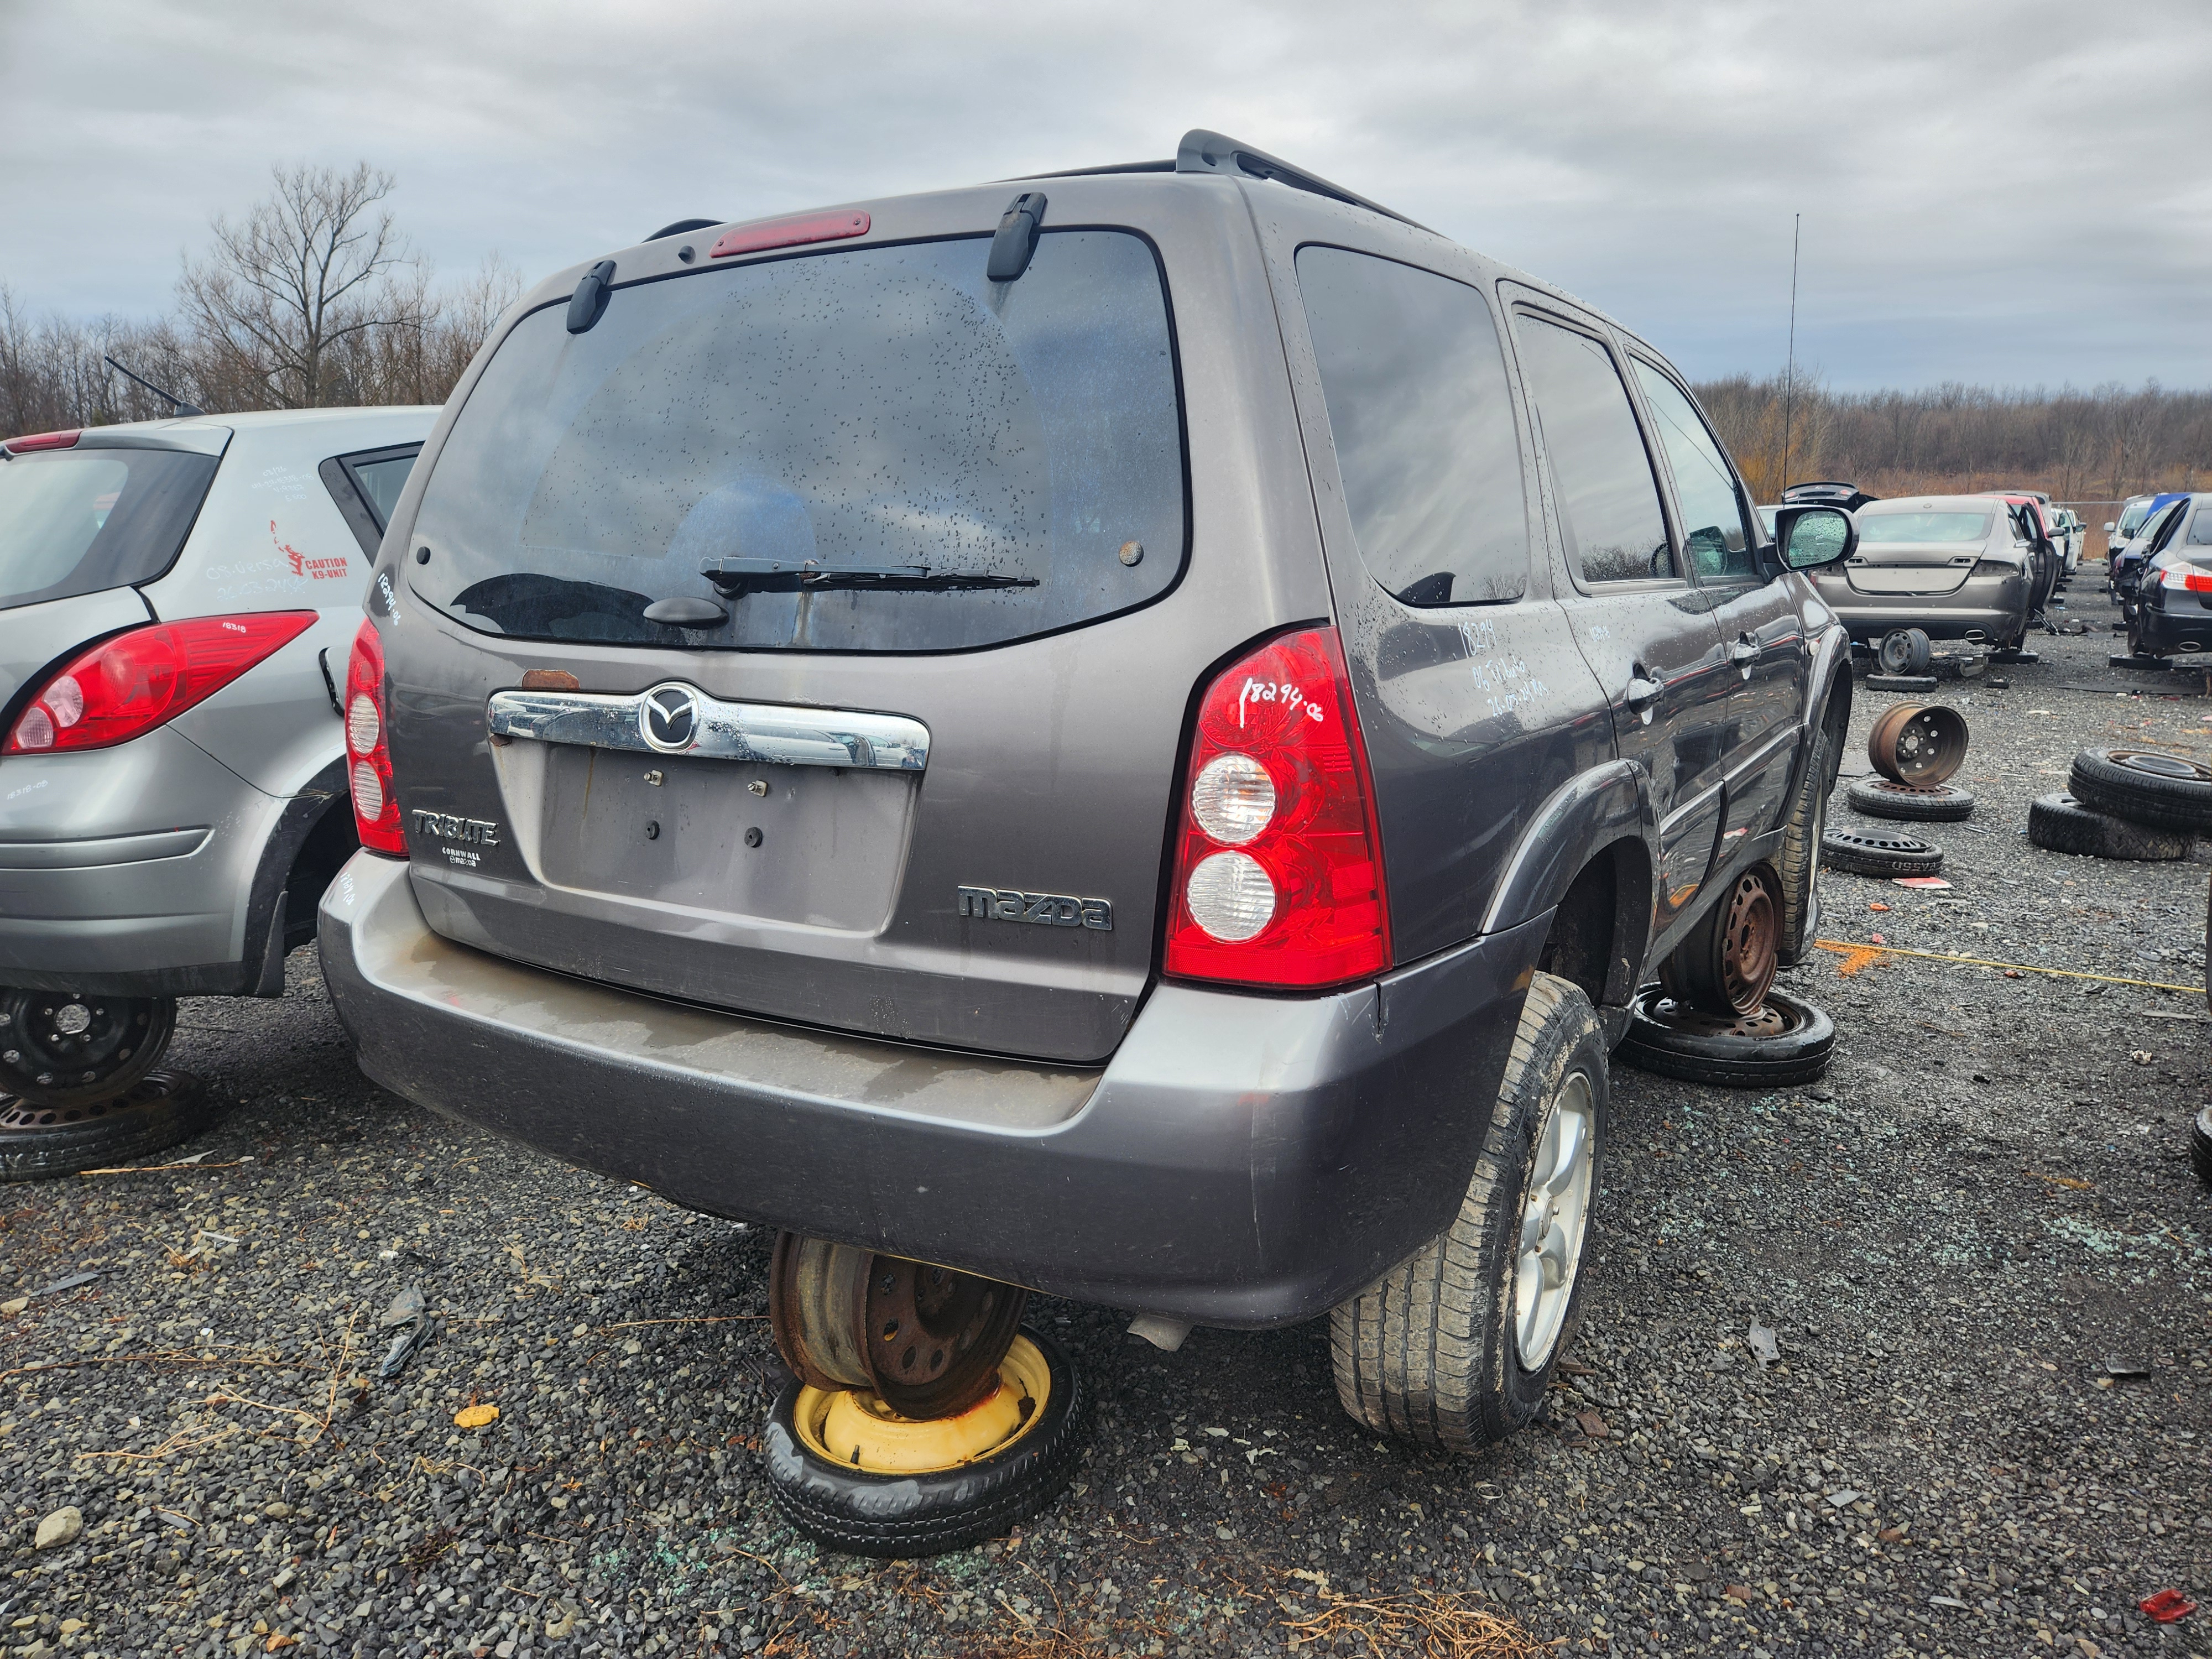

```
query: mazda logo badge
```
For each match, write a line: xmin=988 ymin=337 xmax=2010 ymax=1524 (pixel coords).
xmin=640 ymin=684 xmax=701 ymax=753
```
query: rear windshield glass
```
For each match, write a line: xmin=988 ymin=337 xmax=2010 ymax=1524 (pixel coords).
xmin=410 ymin=231 xmax=1185 ymax=652
xmin=0 ymin=445 xmax=218 ymax=612
xmin=1857 ymin=511 xmax=1990 ymax=544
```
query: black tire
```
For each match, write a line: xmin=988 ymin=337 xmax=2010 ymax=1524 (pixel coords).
xmin=1775 ymin=719 xmax=1833 ymax=967
xmin=763 ymin=1327 xmax=1089 ymax=1558
xmin=2192 ymin=1108 xmax=2212 ymax=1187
xmin=0 ymin=1071 xmax=211 ymax=1182
xmin=1820 ymin=828 xmax=1943 ymax=877
xmin=1331 ymin=972 xmax=1606 ymax=1452
xmin=1615 ymin=986 xmax=1835 ymax=1088
xmin=0 ymin=992 xmax=175 ymax=1109
xmin=2068 ymin=748 xmax=2212 ymax=834
xmin=2026 ymin=793 xmax=2192 ymax=862
xmin=1844 ymin=778 xmax=1976 ymax=822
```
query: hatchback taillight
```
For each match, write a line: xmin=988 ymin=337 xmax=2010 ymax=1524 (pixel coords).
xmin=1163 ymin=625 xmax=1392 ymax=988
xmin=345 ymin=620 xmax=405 ymax=857
xmin=3 ymin=613 xmax=316 ymax=756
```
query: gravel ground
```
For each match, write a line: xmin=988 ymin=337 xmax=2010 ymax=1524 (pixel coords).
xmin=5 ymin=584 xmax=2210 ymax=1659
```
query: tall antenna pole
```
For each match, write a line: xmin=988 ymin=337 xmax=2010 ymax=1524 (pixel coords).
xmin=1781 ymin=213 xmax=1801 ymax=493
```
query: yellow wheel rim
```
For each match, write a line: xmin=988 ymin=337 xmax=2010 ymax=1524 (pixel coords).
xmin=794 ymin=1333 xmax=1052 ymax=1474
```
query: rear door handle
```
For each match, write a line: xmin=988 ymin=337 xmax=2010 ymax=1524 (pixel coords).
xmin=1624 ymin=671 xmax=1662 ymax=723
xmin=1730 ymin=635 xmax=1760 ymax=665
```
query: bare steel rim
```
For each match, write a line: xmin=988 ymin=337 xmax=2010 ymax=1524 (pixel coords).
xmin=769 ymin=1232 xmax=1027 ymax=1421
xmin=1866 ymin=702 xmax=1968 ymax=786
xmin=1717 ymin=868 xmax=1780 ymax=1014
xmin=1514 ymin=1068 xmax=1595 ymax=1371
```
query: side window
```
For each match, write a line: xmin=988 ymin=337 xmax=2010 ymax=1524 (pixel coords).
xmin=2187 ymin=504 xmax=2212 ymax=547
xmin=1630 ymin=361 xmax=1756 ymax=581
xmin=1296 ymin=247 xmax=1530 ymax=606
xmin=1512 ymin=315 xmax=1673 ymax=585
xmin=319 ymin=444 xmax=421 ymax=559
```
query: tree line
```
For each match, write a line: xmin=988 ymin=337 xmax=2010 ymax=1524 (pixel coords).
xmin=1696 ymin=372 xmax=2212 ymax=508
xmin=1 ymin=162 xmax=516 ymax=434
xmin=7 ymin=160 xmax=2208 ymax=521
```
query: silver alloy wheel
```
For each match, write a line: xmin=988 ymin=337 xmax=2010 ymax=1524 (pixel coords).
xmin=1514 ymin=1070 xmax=1595 ymax=1369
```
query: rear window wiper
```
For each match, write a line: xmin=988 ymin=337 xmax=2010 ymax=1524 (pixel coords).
xmin=700 ymin=557 xmax=1040 ymax=598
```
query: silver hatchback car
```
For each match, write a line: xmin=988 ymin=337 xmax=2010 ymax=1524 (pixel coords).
xmin=0 ymin=406 xmax=434 ymax=1174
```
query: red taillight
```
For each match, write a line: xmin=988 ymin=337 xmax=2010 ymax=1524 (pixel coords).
xmin=345 ymin=620 xmax=405 ymax=857
xmin=1164 ymin=626 xmax=1392 ymax=989
xmin=709 ymin=209 xmax=870 ymax=260
xmin=4 ymin=613 xmax=316 ymax=756
xmin=3 ymin=429 xmax=81 ymax=453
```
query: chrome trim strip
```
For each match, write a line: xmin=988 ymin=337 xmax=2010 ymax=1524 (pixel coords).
xmin=486 ymin=685 xmax=930 ymax=772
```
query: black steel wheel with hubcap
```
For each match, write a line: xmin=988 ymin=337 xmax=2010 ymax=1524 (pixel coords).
xmin=0 ymin=1070 xmax=210 ymax=1181
xmin=2067 ymin=748 xmax=2212 ymax=834
xmin=1615 ymin=986 xmax=1835 ymax=1088
xmin=1820 ymin=827 xmax=1944 ymax=878
xmin=2027 ymin=793 xmax=2192 ymax=861
xmin=1331 ymin=971 xmax=1606 ymax=1452
xmin=763 ymin=1325 xmax=1089 ymax=1558
xmin=1660 ymin=865 xmax=1781 ymax=1015
xmin=1844 ymin=778 xmax=1976 ymax=822
xmin=0 ymin=992 xmax=175 ymax=1110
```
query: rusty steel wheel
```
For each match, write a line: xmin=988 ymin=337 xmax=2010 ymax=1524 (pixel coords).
xmin=1659 ymin=864 xmax=1780 ymax=1017
xmin=770 ymin=1232 xmax=1027 ymax=1421
xmin=1866 ymin=702 xmax=1969 ymax=786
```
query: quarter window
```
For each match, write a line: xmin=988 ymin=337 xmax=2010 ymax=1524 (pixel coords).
xmin=1296 ymin=247 xmax=1529 ymax=606
xmin=1514 ymin=317 xmax=1673 ymax=585
xmin=1631 ymin=362 xmax=1755 ymax=581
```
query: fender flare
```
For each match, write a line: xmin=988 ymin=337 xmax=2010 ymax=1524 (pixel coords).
xmin=1798 ymin=623 xmax=1853 ymax=791
xmin=242 ymin=757 xmax=351 ymax=996
xmin=1479 ymin=760 xmax=1658 ymax=942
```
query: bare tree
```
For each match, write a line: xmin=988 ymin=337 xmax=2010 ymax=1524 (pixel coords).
xmin=178 ymin=161 xmax=426 ymax=409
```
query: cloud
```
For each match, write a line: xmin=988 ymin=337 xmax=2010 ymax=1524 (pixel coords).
xmin=2 ymin=0 xmax=2205 ymax=389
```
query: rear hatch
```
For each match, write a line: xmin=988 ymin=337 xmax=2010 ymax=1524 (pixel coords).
xmin=1842 ymin=505 xmax=2000 ymax=597
xmin=383 ymin=187 xmax=1313 ymax=1065
xmin=0 ymin=430 xmax=223 ymax=714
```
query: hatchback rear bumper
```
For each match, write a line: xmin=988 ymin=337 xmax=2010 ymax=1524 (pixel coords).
xmin=319 ymin=849 xmax=1548 ymax=1327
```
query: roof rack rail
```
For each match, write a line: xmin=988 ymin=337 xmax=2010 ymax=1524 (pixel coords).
xmin=1173 ymin=129 xmax=1426 ymax=230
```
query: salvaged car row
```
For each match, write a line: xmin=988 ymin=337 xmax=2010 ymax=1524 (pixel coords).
xmin=3 ymin=129 xmax=2205 ymax=1559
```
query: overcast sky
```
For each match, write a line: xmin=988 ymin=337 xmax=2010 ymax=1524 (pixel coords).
xmin=4 ymin=0 xmax=2206 ymax=392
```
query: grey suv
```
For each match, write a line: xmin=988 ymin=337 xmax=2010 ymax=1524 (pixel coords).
xmin=321 ymin=132 xmax=1855 ymax=1510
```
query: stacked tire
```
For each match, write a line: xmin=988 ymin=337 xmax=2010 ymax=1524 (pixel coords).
xmin=2027 ymin=749 xmax=2212 ymax=862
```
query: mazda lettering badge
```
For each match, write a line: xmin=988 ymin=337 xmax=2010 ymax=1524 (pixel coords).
xmin=640 ymin=684 xmax=702 ymax=754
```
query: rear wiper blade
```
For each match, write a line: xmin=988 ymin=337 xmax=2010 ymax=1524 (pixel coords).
xmin=700 ymin=557 xmax=1039 ymax=598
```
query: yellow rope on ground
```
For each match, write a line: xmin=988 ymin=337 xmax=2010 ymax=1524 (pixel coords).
xmin=1812 ymin=938 xmax=2200 ymax=995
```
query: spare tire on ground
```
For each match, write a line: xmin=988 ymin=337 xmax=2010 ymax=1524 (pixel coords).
xmin=1820 ymin=828 xmax=1944 ymax=877
xmin=2193 ymin=1108 xmax=2212 ymax=1188
xmin=0 ymin=1071 xmax=211 ymax=1182
xmin=2067 ymin=748 xmax=2212 ymax=834
xmin=1615 ymin=985 xmax=1835 ymax=1088
xmin=763 ymin=1327 xmax=1089 ymax=1558
xmin=1845 ymin=778 xmax=1976 ymax=822
xmin=2027 ymin=793 xmax=2192 ymax=861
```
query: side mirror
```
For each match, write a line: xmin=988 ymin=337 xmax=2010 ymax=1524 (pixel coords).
xmin=2104 ymin=522 xmax=2116 ymax=534
xmin=1774 ymin=504 xmax=1856 ymax=570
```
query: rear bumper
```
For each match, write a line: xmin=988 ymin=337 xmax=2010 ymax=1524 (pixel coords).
xmin=0 ymin=731 xmax=286 ymax=995
xmin=2133 ymin=599 xmax=2212 ymax=656
xmin=319 ymin=849 xmax=1549 ymax=1327
xmin=1818 ymin=570 xmax=2029 ymax=643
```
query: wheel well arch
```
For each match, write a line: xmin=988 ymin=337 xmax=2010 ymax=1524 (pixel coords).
xmin=1533 ymin=836 xmax=1651 ymax=1015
